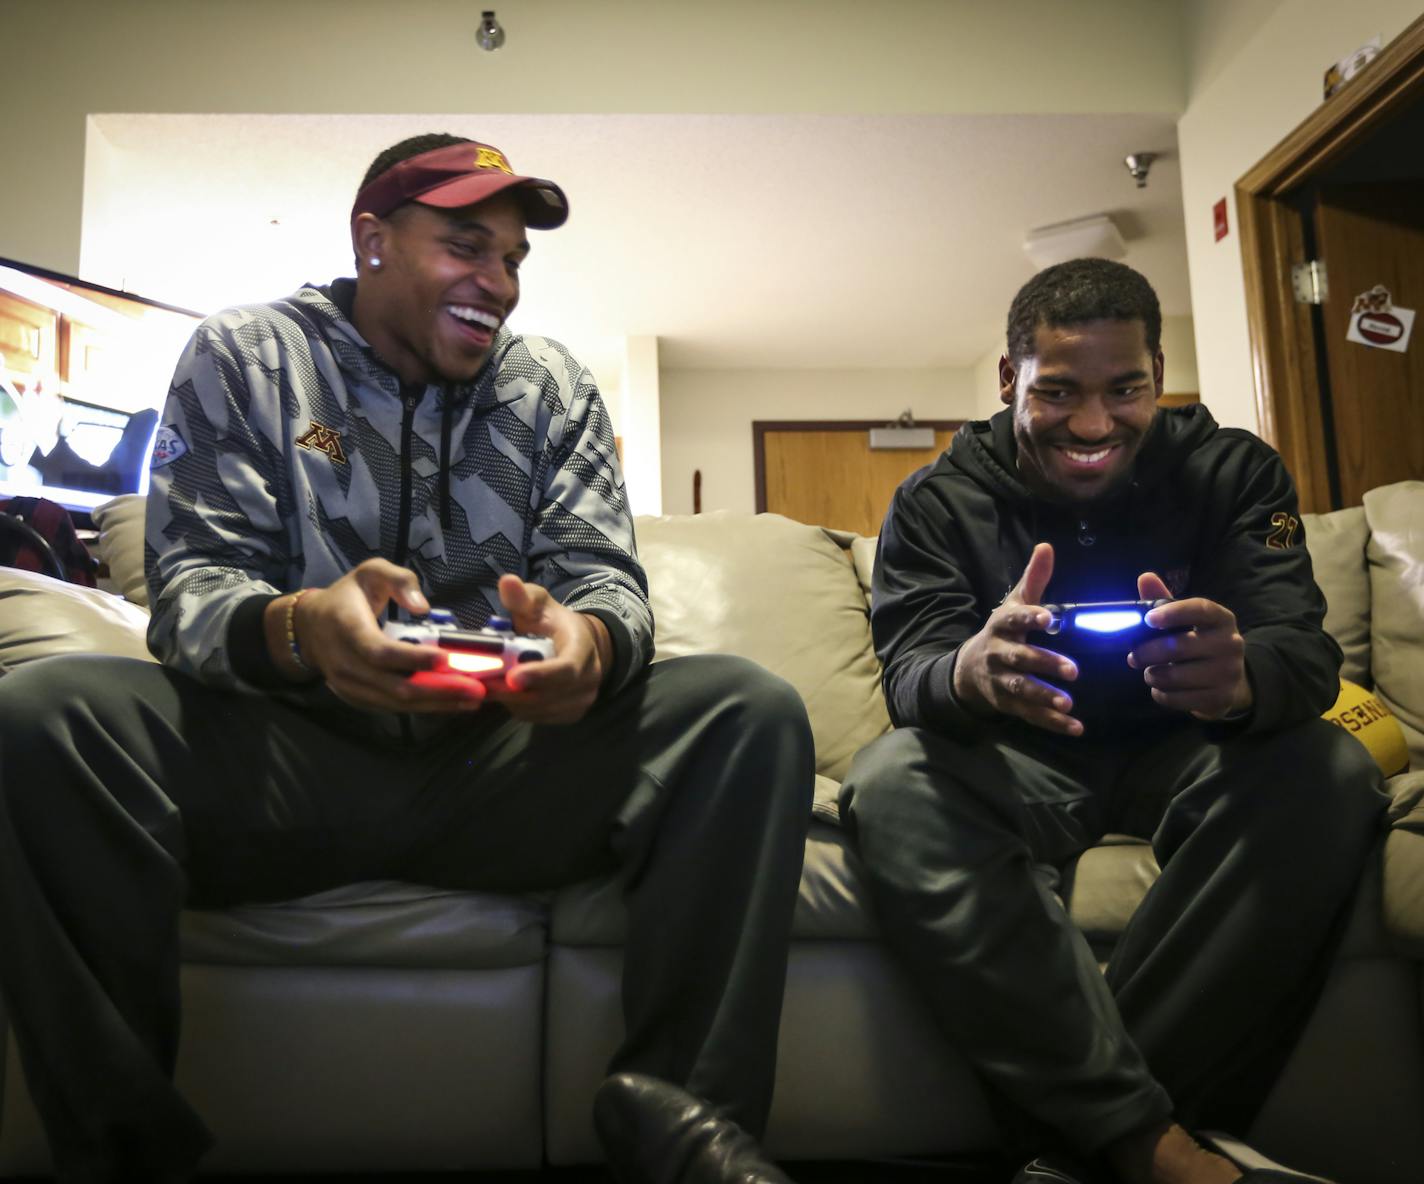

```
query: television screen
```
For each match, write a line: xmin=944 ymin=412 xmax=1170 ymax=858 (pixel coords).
xmin=0 ymin=257 xmax=202 ymax=517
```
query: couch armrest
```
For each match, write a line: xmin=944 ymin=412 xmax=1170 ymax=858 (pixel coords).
xmin=1302 ymin=503 xmax=1370 ymax=687
xmin=1364 ymin=481 xmax=1424 ymax=768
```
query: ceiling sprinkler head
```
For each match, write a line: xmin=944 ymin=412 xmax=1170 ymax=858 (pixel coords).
xmin=1124 ymin=152 xmax=1157 ymax=189
xmin=477 ymin=10 xmax=505 ymax=51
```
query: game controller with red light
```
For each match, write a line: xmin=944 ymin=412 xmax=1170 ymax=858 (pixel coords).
xmin=383 ymin=608 xmax=554 ymax=692
xmin=1033 ymin=599 xmax=1177 ymax=656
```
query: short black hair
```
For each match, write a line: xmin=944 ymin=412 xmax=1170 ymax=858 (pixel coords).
xmin=357 ymin=133 xmax=473 ymax=198
xmin=1006 ymin=258 xmax=1162 ymax=360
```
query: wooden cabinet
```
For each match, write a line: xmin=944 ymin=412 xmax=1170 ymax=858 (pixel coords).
xmin=61 ymin=318 xmax=109 ymax=392
xmin=0 ymin=290 xmax=58 ymax=383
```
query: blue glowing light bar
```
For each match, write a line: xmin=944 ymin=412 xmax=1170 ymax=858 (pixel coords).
xmin=1075 ymin=609 xmax=1145 ymax=633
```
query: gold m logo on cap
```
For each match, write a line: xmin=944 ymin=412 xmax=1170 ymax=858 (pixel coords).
xmin=474 ymin=146 xmax=513 ymax=174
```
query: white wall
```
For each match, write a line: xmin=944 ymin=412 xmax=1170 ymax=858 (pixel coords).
xmin=1178 ymin=0 xmax=1421 ymax=431
xmin=659 ymin=367 xmax=977 ymax=516
xmin=79 ymin=117 xmax=125 ymax=290
xmin=1160 ymin=315 xmax=1201 ymax=396
xmin=972 ymin=345 xmax=1005 ymax=420
xmin=619 ymin=336 xmax=662 ymax=517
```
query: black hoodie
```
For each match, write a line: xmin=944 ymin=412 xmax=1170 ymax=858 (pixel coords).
xmin=872 ymin=403 xmax=1341 ymax=739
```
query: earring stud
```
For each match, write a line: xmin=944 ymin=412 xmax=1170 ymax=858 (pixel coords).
xmin=369 ymin=256 xmax=381 ymax=269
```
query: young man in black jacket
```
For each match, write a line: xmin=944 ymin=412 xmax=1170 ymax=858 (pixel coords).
xmin=839 ymin=259 xmax=1386 ymax=1184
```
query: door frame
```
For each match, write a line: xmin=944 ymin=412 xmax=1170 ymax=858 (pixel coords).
xmin=752 ymin=419 xmax=963 ymax=513
xmin=1237 ymin=13 xmax=1424 ymax=510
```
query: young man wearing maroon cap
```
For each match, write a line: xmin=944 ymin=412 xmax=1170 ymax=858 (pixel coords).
xmin=0 ymin=134 xmax=811 ymax=1184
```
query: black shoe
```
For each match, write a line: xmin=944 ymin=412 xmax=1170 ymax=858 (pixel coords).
xmin=593 ymin=1072 xmax=793 ymax=1184
xmin=1194 ymin=1130 xmax=1335 ymax=1183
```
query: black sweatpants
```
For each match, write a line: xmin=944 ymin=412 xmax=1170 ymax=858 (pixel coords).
xmin=0 ymin=652 xmax=815 ymax=1183
xmin=839 ymin=717 xmax=1387 ymax=1155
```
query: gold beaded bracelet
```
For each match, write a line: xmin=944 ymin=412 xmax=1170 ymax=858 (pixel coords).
xmin=285 ymin=589 xmax=313 ymax=673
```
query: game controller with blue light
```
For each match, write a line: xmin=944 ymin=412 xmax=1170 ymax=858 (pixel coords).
xmin=1034 ymin=599 xmax=1176 ymax=656
xmin=383 ymin=608 xmax=554 ymax=692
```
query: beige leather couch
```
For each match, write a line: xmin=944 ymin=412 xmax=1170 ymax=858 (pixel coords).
xmin=1 ymin=482 xmax=1422 ymax=1182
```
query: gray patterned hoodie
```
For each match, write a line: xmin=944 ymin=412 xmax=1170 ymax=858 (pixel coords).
xmin=144 ymin=279 xmax=651 ymax=699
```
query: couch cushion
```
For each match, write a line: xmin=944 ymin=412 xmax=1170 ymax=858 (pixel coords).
xmin=635 ymin=512 xmax=891 ymax=781
xmin=1364 ymin=481 xmax=1424 ymax=768
xmin=850 ymin=535 xmax=876 ymax=604
xmin=180 ymin=880 xmax=547 ymax=969
xmin=1302 ymin=504 xmax=1370 ymax=687
xmin=92 ymin=493 xmax=149 ymax=607
xmin=0 ymin=566 xmax=154 ymax=672
xmin=1064 ymin=836 xmax=1160 ymax=957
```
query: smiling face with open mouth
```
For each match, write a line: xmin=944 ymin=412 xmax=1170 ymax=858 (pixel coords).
xmin=999 ymin=318 xmax=1164 ymax=504
xmin=353 ymin=192 xmax=529 ymax=386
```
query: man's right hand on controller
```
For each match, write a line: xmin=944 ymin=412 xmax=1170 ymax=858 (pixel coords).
xmin=483 ymin=573 xmax=609 ymax=726
xmin=265 ymin=558 xmax=489 ymax=714
xmin=951 ymin=542 xmax=1083 ymax=737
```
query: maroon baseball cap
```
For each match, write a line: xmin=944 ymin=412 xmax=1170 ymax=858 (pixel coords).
xmin=351 ymin=141 xmax=569 ymax=230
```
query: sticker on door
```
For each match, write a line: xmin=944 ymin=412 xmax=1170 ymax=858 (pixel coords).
xmin=1347 ymin=285 xmax=1415 ymax=353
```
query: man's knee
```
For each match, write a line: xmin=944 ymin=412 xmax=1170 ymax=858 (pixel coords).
xmin=656 ymin=653 xmax=812 ymax=742
xmin=0 ymin=656 xmax=117 ymax=762
xmin=1280 ymin=719 xmax=1387 ymax=848
xmin=695 ymin=653 xmax=806 ymax=714
xmin=839 ymin=727 xmax=932 ymax=827
xmin=649 ymin=654 xmax=815 ymax=815
xmin=1196 ymin=719 xmax=1387 ymax=863
xmin=840 ymin=728 xmax=1009 ymax=860
xmin=1239 ymin=719 xmax=1384 ymax=812
xmin=0 ymin=657 xmax=161 ymax=839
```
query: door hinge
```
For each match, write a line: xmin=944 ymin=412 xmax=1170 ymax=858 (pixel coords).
xmin=1292 ymin=259 xmax=1328 ymax=305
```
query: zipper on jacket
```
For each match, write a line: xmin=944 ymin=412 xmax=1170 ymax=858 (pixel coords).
xmin=393 ymin=383 xmax=423 ymax=749
xmin=393 ymin=383 xmax=422 ymax=574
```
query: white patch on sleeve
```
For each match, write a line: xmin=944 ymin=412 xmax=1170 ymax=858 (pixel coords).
xmin=150 ymin=425 xmax=189 ymax=467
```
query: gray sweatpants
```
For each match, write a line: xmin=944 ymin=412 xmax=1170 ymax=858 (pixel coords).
xmin=0 ymin=652 xmax=815 ymax=1183
xmin=839 ymin=717 xmax=1387 ymax=1155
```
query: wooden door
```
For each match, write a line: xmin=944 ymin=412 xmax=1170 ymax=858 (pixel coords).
xmin=755 ymin=421 xmax=959 ymax=537
xmin=1236 ymin=14 xmax=1424 ymax=512
xmin=1312 ymin=180 xmax=1424 ymax=506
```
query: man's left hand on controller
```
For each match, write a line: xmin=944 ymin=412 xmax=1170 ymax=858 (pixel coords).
xmin=484 ymin=572 xmax=611 ymax=725
xmin=1127 ymin=571 xmax=1253 ymax=721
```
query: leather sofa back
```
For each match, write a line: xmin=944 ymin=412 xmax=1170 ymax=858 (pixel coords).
xmin=635 ymin=511 xmax=890 ymax=781
xmin=1364 ymin=481 xmax=1424 ymax=767
xmin=1301 ymin=504 xmax=1370 ymax=687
